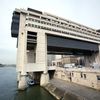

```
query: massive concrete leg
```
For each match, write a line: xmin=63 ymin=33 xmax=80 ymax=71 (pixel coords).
xmin=16 ymin=13 xmax=27 ymax=90
xmin=18 ymin=65 xmax=27 ymax=90
xmin=36 ymin=32 xmax=49 ymax=86
xmin=18 ymin=75 xmax=27 ymax=90
xmin=84 ymin=56 xmax=90 ymax=67
xmin=40 ymin=72 xmax=49 ymax=86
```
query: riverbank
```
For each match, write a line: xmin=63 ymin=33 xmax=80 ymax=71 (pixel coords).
xmin=43 ymin=78 xmax=100 ymax=100
xmin=0 ymin=64 xmax=16 ymax=67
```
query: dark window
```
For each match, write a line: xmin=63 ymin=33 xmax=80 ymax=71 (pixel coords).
xmin=53 ymin=62 xmax=55 ymax=66
xmin=80 ymin=72 xmax=83 ymax=78
xmin=28 ymin=23 xmax=31 ymax=26
xmin=97 ymin=75 xmax=100 ymax=80
xmin=84 ymin=74 xmax=86 ymax=79
xmin=72 ymin=72 xmax=74 ymax=77
xmin=32 ymin=24 xmax=34 ymax=27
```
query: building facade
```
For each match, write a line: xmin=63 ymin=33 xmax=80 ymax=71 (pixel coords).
xmin=11 ymin=8 xmax=100 ymax=90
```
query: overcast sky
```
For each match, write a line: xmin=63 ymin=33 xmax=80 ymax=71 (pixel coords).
xmin=0 ymin=0 xmax=100 ymax=64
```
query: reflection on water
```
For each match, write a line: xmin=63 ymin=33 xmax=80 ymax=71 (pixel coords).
xmin=0 ymin=67 xmax=56 ymax=100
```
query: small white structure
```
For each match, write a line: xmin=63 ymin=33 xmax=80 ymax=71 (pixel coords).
xmin=64 ymin=63 xmax=75 ymax=68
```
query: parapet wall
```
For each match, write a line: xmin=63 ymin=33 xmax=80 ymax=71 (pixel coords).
xmin=43 ymin=83 xmax=85 ymax=100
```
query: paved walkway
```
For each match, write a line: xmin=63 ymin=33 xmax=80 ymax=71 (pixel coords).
xmin=50 ymin=79 xmax=100 ymax=100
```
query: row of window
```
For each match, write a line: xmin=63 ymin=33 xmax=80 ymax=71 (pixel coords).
xmin=80 ymin=72 xmax=86 ymax=79
xmin=29 ymin=13 xmax=95 ymax=32
xmin=72 ymin=72 xmax=100 ymax=80
xmin=26 ymin=23 xmax=100 ymax=42
xmin=68 ymin=72 xmax=87 ymax=79
xmin=26 ymin=17 xmax=100 ymax=38
xmin=56 ymin=71 xmax=100 ymax=81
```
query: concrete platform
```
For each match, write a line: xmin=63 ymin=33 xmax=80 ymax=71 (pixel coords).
xmin=50 ymin=78 xmax=100 ymax=100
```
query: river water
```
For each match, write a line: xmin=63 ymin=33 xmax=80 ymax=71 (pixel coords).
xmin=0 ymin=66 xmax=56 ymax=100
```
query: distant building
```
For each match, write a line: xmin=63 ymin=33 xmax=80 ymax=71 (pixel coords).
xmin=47 ymin=55 xmax=55 ymax=66
xmin=52 ymin=55 xmax=78 ymax=67
xmin=54 ymin=67 xmax=100 ymax=90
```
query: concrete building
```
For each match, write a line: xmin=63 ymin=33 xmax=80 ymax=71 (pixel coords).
xmin=52 ymin=55 xmax=78 ymax=67
xmin=11 ymin=8 xmax=100 ymax=90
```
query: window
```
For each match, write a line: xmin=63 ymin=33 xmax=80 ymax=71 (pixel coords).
xmin=25 ymin=24 xmax=27 ymax=26
xmin=28 ymin=18 xmax=32 ymax=21
xmin=35 ymin=19 xmax=40 ymax=23
xmin=72 ymin=72 xmax=74 ymax=77
xmin=35 ymin=25 xmax=38 ymax=28
xmin=80 ymin=73 xmax=86 ymax=79
xmin=97 ymin=75 xmax=100 ymax=80
xmin=32 ymin=19 xmax=34 ymax=21
xmin=84 ymin=74 xmax=86 ymax=79
xmin=32 ymin=24 xmax=34 ymax=27
xmin=80 ymin=72 xmax=83 ymax=78
xmin=28 ymin=23 xmax=31 ymax=27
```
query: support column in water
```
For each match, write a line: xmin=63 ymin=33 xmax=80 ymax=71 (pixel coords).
xmin=40 ymin=72 xmax=49 ymax=86
xmin=16 ymin=12 xmax=28 ymax=90
xmin=18 ymin=74 xmax=27 ymax=90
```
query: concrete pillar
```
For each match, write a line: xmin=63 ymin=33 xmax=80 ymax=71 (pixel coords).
xmin=84 ymin=45 xmax=100 ymax=68
xmin=95 ymin=45 xmax=100 ymax=64
xmin=17 ymin=13 xmax=27 ymax=90
xmin=40 ymin=73 xmax=49 ymax=86
xmin=84 ymin=56 xmax=90 ymax=67
xmin=18 ymin=75 xmax=27 ymax=90
xmin=36 ymin=32 xmax=49 ymax=86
